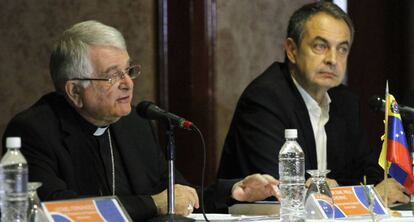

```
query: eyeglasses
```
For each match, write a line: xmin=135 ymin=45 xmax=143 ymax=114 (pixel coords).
xmin=70 ymin=64 xmax=141 ymax=86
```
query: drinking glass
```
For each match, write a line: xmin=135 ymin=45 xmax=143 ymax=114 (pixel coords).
xmin=304 ymin=169 xmax=335 ymax=220
xmin=362 ymin=185 xmax=376 ymax=222
xmin=27 ymin=182 xmax=48 ymax=222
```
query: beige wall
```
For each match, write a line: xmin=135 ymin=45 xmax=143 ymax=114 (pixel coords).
xmin=214 ymin=0 xmax=314 ymax=166
xmin=1 ymin=0 xmax=316 ymax=169
xmin=0 ymin=0 xmax=157 ymax=143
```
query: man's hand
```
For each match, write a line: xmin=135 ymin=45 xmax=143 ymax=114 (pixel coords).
xmin=151 ymin=184 xmax=199 ymax=216
xmin=374 ymin=178 xmax=410 ymax=204
xmin=305 ymin=177 xmax=339 ymax=188
xmin=231 ymin=174 xmax=280 ymax=202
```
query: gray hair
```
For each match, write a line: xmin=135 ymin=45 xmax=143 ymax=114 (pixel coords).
xmin=287 ymin=1 xmax=354 ymax=46
xmin=50 ymin=20 xmax=127 ymax=92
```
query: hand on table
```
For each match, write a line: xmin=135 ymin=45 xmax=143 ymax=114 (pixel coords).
xmin=231 ymin=173 xmax=280 ymax=202
xmin=151 ymin=184 xmax=199 ymax=216
xmin=374 ymin=178 xmax=410 ymax=204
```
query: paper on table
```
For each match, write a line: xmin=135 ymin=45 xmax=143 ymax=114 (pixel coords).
xmin=188 ymin=213 xmax=279 ymax=221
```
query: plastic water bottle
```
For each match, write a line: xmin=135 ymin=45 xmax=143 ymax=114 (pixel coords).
xmin=279 ymin=129 xmax=305 ymax=222
xmin=1 ymin=137 xmax=29 ymax=222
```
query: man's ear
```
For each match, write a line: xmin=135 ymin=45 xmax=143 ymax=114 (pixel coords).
xmin=285 ymin=38 xmax=298 ymax=64
xmin=65 ymin=81 xmax=83 ymax=108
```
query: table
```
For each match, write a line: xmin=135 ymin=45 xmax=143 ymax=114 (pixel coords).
xmin=189 ymin=211 xmax=414 ymax=221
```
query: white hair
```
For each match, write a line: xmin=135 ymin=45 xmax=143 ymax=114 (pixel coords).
xmin=50 ymin=20 xmax=127 ymax=91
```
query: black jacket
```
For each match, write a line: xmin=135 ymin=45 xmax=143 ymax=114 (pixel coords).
xmin=3 ymin=92 xmax=236 ymax=221
xmin=218 ymin=62 xmax=383 ymax=186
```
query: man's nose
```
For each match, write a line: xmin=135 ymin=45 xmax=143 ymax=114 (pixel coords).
xmin=324 ymin=48 xmax=337 ymax=67
xmin=119 ymin=73 xmax=134 ymax=90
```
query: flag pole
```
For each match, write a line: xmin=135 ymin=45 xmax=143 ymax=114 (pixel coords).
xmin=383 ymin=81 xmax=390 ymax=208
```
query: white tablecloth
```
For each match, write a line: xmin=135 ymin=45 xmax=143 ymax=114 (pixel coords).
xmin=189 ymin=211 xmax=414 ymax=221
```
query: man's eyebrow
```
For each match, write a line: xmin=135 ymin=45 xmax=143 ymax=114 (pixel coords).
xmin=103 ymin=59 xmax=131 ymax=73
xmin=313 ymin=36 xmax=329 ymax=44
xmin=338 ymin=40 xmax=350 ymax=47
xmin=103 ymin=65 xmax=119 ymax=74
xmin=313 ymin=36 xmax=350 ymax=47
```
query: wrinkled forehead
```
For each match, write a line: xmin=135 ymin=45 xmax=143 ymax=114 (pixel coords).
xmin=302 ymin=12 xmax=352 ymax=45
xmin=88 ymin=46 xmax=130 ymax=75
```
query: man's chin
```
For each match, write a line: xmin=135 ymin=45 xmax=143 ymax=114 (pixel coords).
xmin=318 ymin=80 xmax=342 ymax=89
xmin=106 ymin=110 xmax=130 ymax=125
xmin=119 ymin=107 xmax=132 ymax=117
xmin=109 ymin=108 xmax=132 ymax=122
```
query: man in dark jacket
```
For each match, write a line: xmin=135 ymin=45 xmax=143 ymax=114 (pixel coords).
xmin=218 ymin=2 xmax=409 ymax=204
xmin=3 ymin=20 xmax=279 ymax=221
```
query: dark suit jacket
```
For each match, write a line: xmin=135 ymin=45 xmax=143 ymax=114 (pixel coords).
xmin=218 ymin=62 xmax=383 ymax=186
xmin=3 ymin=92 xmax=236 ymax=221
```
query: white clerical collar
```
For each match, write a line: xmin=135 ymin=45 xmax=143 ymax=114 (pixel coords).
xmin=93 ymin=126 xmax=109 ymax=136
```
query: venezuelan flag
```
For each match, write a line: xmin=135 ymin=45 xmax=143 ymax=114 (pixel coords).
xmin=379 ymin=94 xmax=414 ymax=195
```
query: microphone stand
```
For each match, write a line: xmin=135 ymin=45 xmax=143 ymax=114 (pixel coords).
xmin=149 ymin=120 xmax=195 ymax=222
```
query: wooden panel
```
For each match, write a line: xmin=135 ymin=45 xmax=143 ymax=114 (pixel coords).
xmin=347 ymin=0 xmax=413 ymax=154
xmin=157 ymin=0 xmax=217 ymax=185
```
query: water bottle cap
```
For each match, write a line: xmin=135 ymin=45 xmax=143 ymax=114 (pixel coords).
xmin=6 ymin=137 xmax=21 ymax=148
xmin=285 ymin=129 xmax=297 ymax=139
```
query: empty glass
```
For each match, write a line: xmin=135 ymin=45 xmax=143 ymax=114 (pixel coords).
xmin=27 ymin=182 xmax=48 ymax=222
xmin=304 ymin=169 xmax=335 ymax=220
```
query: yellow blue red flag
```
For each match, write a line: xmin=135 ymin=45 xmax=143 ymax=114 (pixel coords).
xmin=379 ymin=94 xmax=414 ymax=195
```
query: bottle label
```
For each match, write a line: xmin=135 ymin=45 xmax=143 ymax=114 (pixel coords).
xmin=2 ymin=167 xmax=28 ymax=194
xmin=279 ymin=157 xmax=305 ymax=180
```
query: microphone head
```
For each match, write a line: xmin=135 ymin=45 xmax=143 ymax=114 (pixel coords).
xmin=136 ymin=101 xmax=168 ymax=121
xmin=136 ymin=101 xmax=155 ymax=119
xmin=136 ymin=101 xmax=194 ymax=129
xmin=368 ymin=95 xmax=384 ymax=113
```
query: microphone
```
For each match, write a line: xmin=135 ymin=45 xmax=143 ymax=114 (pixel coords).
xmin=368 ymin=95 xmax=414 ymax=117
xmin=136 ymin=101 xmax=194 ymax=129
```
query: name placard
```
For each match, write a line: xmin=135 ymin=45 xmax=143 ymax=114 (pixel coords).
xmin=42 ymin=196 xmax=132 ymax=222
xmin=330 ymin=185 xmax=388 ymax=218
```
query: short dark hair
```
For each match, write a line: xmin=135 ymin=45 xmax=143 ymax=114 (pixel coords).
xmin=287 ymin=1 xmax=354 ymax=46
